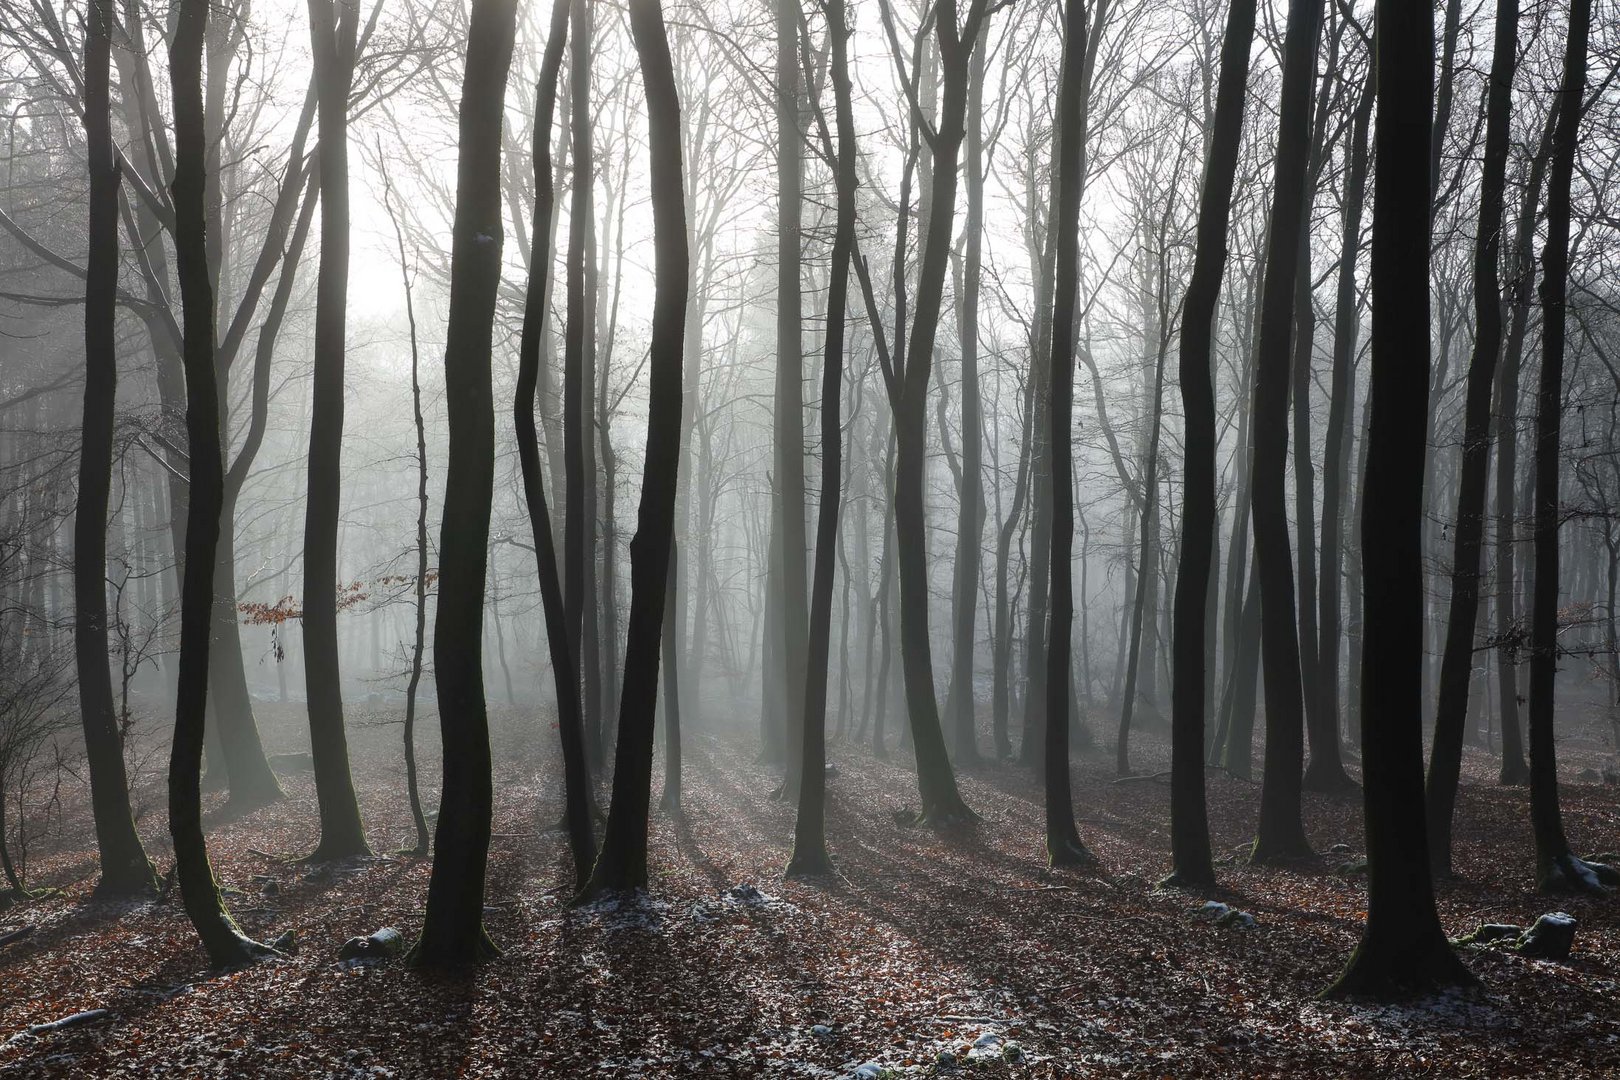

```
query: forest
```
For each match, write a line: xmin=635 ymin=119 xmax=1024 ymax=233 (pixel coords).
xmin=1 ymin=0 xmax=1618 ymax=1073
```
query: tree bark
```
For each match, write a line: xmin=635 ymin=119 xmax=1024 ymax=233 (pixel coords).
xmin=301 ymin=0 xmax=370 ymax=861
xmin=1247 ymin=0 xmax=1319 ymax=864
xmin=77 ymin=0 xmax=159 ymax=900
xmin=1042 ymin=0 xmax=1096 ymax=868
xmin=407 ymin=0 xmax=519 ymax=968
xmin=582 ymin=0 xmax=688 ymax=895
xmin=1424 ymin=0 xmax=1519 ymax=878
xmin=1527 ymin=0 xmax=1600 ymax=894
xmin=167 ymin=0 xmax=273 ymax=966
xmin=1166 ymin=0 xmax=1255 ymax=888
xmin=1325 ymin=0 xmax=1477 ymax=997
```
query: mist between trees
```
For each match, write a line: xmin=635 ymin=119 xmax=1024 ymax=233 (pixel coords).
xmin=1 ymin=0 xmax=1619 ymax=1017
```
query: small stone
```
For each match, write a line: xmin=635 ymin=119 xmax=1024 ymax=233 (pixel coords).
xmin=269 ymin=930 xmax=299 ymax=955
xmin=338 ymin=927 xmax=406 ymax=962
xmin=1002 ymin=1040 xmax=1025 ymax=1062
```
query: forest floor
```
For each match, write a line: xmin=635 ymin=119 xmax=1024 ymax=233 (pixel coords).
xmin=1 ymin=698 xmax=1618 ymax=1078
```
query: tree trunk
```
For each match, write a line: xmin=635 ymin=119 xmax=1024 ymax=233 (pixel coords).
xmin=407 ymin=0 xmax=519 ymax=969
xmin=1166 ymin=0 xmax=1255 ymax=888
xmin=788 ymin=0 xmax=855 ymax=877
xmin=1527 ymin=0 xmax=1601 ymax=894
xmin=773 ymin=0 xmax=811 ymax=803
xmin=76 ymin=0 xmax=158 ymax=900
xmin=1325 ymin=0 xmax=1477 ymax=997
xmin=582 ymin=0 xmax=688 ymax=895
xmin=514 ymin=0 xmax=597 ymax=889
xmin=660 ymin=542 xmax=684 ymax=814
xmin=167 ymin=0 xmax=272 ymax=966
xmin=1424 ymin=0 xmax=1520 ymax=878
xmin=1318 ymin=53 xmax=1374 ymax=767
xmin=301 ymin=0 xmax=369 ymax=861
xmin=1247 ymin=0 xmax=1319 ymax=863
xmin=1042 ymin=0 xmax=1096 ymax=867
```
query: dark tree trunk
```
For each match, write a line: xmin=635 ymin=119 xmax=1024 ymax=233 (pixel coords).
xmin=1318 ymin=53 xmax=1375 ymax=766
xmin=77 ymin=0 xmax=158 ymax=900
xmin=517 ymin=0 xmax=597 ymax=889
xmin=773 ymin=0 xmax=811 ymax=803
xmin=1166 ymin=0 xmax=1255 ymax=888
xmin=1042 ymin=0 xmax=1097 ymax=868
xmin=1116 ymin=345 xmax=1166 ymax=776
xmin=1424 ymin=0 xmax=1520 ymax=878
xmin=1247 ymin=0 xmax=1319 ymax=864
xmin=582 ymin=0 xmax=688 ymax=895
xmin=1527 ymin=0 xmax=1602 ymax=895
xmin=660 ymin=541 xmax=683 ymax=815
xmin=946 ymin=36 xmax=986 ymax=765
xmin=1492 ymin=101 xmax=1560 ymax=789
xmin=167 ymin=0 xmax=272 ymax=966
xmin=406 ymin=0 xmax=519 ymax=969
xmin=301 ymin=0 xmax=369 ymax=861
xmin=788 ymin=0 xmax=856 ymax=877
xmin=1325 ymin=1 xmax=1477 ymax=998
xmin=381 ymin=174 xmax=433 ymax=859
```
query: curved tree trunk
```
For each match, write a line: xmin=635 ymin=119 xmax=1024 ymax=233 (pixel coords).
xmin=1424 ymin=0 xmax=1520 ymax=878
xmin=1166 ymin=0 xmax=1255 ymax=888
xmin=1247 ymin=0 xmax=1319 ymax=864
xmin=77 ymin=0 xmax=158 ymax=900
xmin=167 ymin=0 xmax=272 ymax=966
xmin=407 ymin=0 xmax=519 ymax=969
xmin=582 ymin=0 xmax=688 ymax=896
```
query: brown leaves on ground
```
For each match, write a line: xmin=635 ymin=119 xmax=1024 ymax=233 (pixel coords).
xmin=0 ymin=702 xmax=1617 ymax=1077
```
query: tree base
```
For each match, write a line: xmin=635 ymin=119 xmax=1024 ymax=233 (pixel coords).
xmin=1248 ymin=833 xmax=1314 ymax=866
xmin=658 ymin=791 xmax=682 ymax=817
xmin=405 ymin=924 xmax=500 ymax=971
xmin=204 ymin=930 xmax=280 ymax=971
xmin=222 ymin=783 xmax=285 ymax=818
xmin=1538 ymin=853 xmax=1616 ymax=895
xmin=1159 ymin=864 xmax=1217 ymax=890
xmin=299 ymin=837 xmax=375 ymax=865
xmin=89 ymin=862 xmax=160 ymax=904
xmin=1322 ymin=936 xmax=1478 ymax=1001
xmin=1301 ymin=762 xmax=1360 ymax=795
xmin=893 ymin=796 xmax=979 ymax=831
xmin=1498 ymin=759 xmax=1532 ymax=786
xmin=784 ymin=847 xmax=835 ymax=879
xmin=1047 ymin=834 xmax=1098 ymax=869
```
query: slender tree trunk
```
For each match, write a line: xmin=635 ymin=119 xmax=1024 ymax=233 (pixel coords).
xmin=77 ymin=0 xmax=158 ymax=900
xmin=788 ymin=0 xmax=855 ymax=877
xmin=515 ymin=0 xmax=596 ymax=888
xmin=1424 ymin=0 xmax=1519 ymax=877
xmin=301 ymin=0 xmax=369 ymax=861
xmin=1166 ymin=0 xmax=1255 ymax=888
xmin=407 ymin=0 xmax=519 ymax=968
xmin=1247 ymin=0 xmax=1319 ymax=863
xmin=1042 ymin=0 xmax=1096 ymax=867
xmin=773 ymin=0 xmax=811 ymax=802
xmin=660 ymin=542 xmax=683 ymax=814
xmin=1527 ymin=0 xmax=1605 ymax=894
xmin=381 ymin=174 xmax=433 ymax=859
xmin=167 ymin=0 xmax=272 ymax=966
xmin=1318 ymin=55 xmax=1374 ymax=765
xmin=582 ymin=0 xmax=688 ymax=895
xmin=1116 ymin=341 xmax=1166 ymax=776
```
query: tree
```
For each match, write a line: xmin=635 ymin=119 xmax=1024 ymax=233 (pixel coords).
xmin=74 ymin=0 xmax=159 ymax=900
xmin=407 ymin=0 xmax=520 ymax=969
xmin=581 ymin=0 xmax=688 ymax=896
xmin=517 ymin=0 xmax=597 ymax=891
xmin=879 ymin=0 xmax=997 ymax=826
xmin=1166 ymin=0 xmax=1257 ymax=889
xmin=1042 ymin=0 xmax=1097 ymax=869
xmin=1324 ymin=0 xmax=1476 ymax=999
xmin=1246 ymin=0 xmax=1319 ymax=864
xmin=167 ymin=0 xmax=274 ymax=967
xmin=1526 ymin=0 xmax=1607 ymax=895
xmin=1424 ymin=0 xmax=1520 ymax=879
xmin=771 ymin=0 xmax=811 ymax=800
xmin=380 ymin=167 xmax=432 ymax=859
xmin=302 ymin=0 xmax=371 ymax=862
xmin=787 ymin=0 xmax=857 ymax=880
